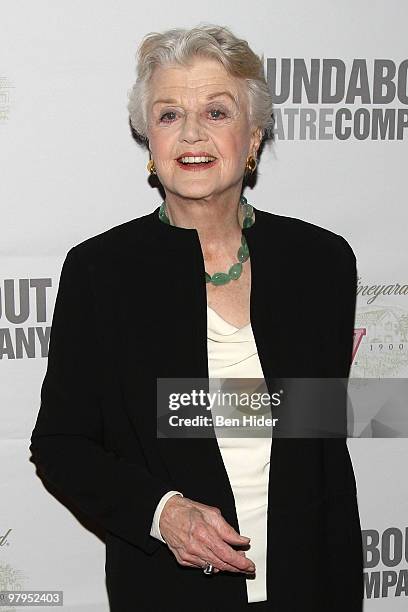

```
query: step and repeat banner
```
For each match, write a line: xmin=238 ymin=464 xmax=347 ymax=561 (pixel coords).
xmin=1 ymin=1 xmax=407 ymax=610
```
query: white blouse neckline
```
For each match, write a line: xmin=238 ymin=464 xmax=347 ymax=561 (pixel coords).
xmin=207 ymin=305 xmax=253 ymax=341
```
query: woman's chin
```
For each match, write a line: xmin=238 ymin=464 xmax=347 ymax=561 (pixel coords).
xmin=167 ymin=187 xmax=220 ymax=200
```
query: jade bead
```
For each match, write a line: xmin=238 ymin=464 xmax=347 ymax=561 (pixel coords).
xmin=159 ymin=207 xmax=169 ymax=224
xmin=229 ymin=263 xmax=243 ymax=279
xmin=210 ymin=272 xmax=231 ymax=285
xmin=238 ymin=246 xmax=249 ymax=263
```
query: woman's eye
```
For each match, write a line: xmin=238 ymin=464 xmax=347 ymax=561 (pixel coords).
xmin=209 ymin=108 xmax=227 ymax=120
xmin=160 ymin=111 xmax=177 ymax=123
xmin=159 ymin=108 xmax=228 ymax=123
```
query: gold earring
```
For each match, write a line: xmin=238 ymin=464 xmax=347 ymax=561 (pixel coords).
xmin=147 ymin=158 xmax=156 ymax=175
xmin=245 ymin=154 xmax=257 ymax=173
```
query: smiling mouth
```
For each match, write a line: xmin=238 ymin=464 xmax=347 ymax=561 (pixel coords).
xmin=177 ymin=155 xmax=217 ymax=164
xmin=175 ymin=155 xmax=218 ymax=171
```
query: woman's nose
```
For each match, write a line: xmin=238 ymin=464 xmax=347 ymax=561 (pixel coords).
xmin=179 ymin=111 xmax=207 ymax=143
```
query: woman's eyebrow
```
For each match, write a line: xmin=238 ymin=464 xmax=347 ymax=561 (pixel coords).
xmin=152 ymin=91 xmax=239 ymax=107
xmin=206 ymin=91 xmax=239 ymax=104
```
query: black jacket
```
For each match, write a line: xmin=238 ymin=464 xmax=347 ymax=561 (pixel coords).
xmin=29 ymin=204 xmax=364 ymax=611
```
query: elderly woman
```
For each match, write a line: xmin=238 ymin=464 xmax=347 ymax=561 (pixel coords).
xmin=30 ymin=24 xmax=364 ymax=612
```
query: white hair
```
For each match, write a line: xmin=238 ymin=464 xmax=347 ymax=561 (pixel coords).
xmin=126 ymin=23 xmax=274 ymax=145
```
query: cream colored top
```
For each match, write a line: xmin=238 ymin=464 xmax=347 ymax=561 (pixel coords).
xmin=206 ymin=304 xmax=272 ymax=604
xmin=150 ymin=304 xmax=272 ymax=604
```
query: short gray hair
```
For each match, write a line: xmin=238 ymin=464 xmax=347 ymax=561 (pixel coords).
xmin=127 ymin=23 xmax=274 ymax=144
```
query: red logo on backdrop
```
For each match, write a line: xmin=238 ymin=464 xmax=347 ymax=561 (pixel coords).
xmin=352 ymin=328 xmax=366 ymax=363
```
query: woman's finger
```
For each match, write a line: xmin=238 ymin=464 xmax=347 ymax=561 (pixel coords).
xmin=206 ymin=536 xmax=256 ymax=573
xmin=198 ymin=544 xmax=254 ymax=574
xmin=189 ymin=522 xmax=255 ymax=574
xmin=180 ymin=552 xmax=221 ymax=573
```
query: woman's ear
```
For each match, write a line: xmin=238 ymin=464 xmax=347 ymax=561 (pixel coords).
xmin=250 ymin=127 xmax=263 ymax=156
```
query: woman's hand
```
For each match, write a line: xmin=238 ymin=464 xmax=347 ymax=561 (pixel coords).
xmin=159 ymin=495 xmax=256 ymax=574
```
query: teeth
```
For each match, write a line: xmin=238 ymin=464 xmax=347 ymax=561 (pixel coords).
xmin=179 ymin=156 xmax=216 ymax=164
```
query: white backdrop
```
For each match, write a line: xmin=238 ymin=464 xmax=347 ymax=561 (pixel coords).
xmin=1 ymin=1 xmax=407 ymax=609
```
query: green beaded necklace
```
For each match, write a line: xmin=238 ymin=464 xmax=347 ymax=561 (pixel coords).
xmin=158 ymin=195 xmax=255 ymax=286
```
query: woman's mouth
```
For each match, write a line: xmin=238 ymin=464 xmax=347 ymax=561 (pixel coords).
xmin=176 ymin=155 xmax=218 ymax=171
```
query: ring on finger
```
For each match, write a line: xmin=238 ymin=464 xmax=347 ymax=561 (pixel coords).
xmin=203 ymin=561 xmax=215 ymax=575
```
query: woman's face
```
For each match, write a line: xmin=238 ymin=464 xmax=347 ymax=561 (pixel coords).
xmin=146 ymin=57 xmax=262 ymax=201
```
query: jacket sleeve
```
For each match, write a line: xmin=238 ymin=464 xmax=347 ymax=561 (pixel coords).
xmin=29 ymin=246 xmax=175 ymax=555
xmin=322 ymin=234 xmax=359 ymax=495
xmin=333 ymin=234 xmax=357 ymax=380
